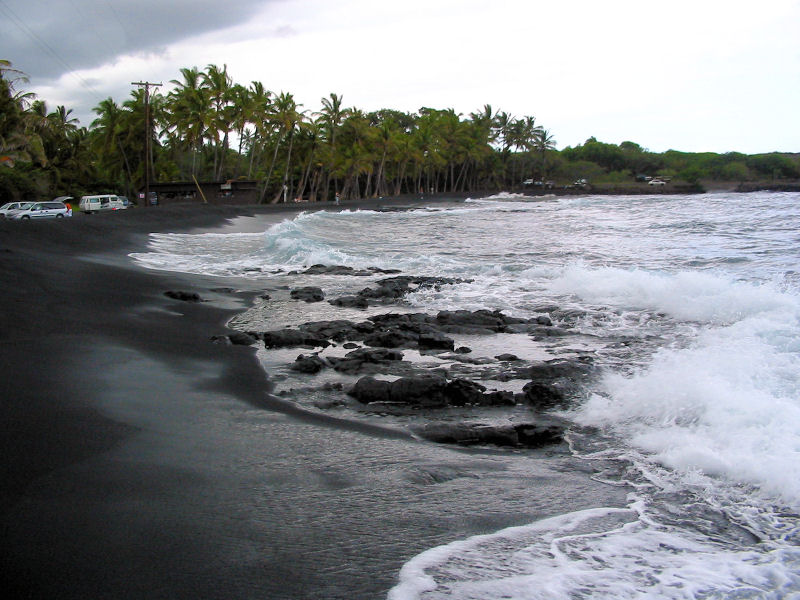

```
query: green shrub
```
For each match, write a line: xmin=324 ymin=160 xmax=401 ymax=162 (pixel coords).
xmin=0 ymin=167 xmax=39 ymax=204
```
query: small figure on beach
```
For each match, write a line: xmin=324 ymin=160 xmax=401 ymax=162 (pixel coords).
xmin=335 ymin=193 xmax=340 ymax=205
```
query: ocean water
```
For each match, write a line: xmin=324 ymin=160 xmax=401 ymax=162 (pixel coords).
xmin=131 ymin=191 xmax=800 ymax=599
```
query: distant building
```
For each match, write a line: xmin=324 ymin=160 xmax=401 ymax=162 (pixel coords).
xmin=145 ymin=180 xmax=260 ymax=205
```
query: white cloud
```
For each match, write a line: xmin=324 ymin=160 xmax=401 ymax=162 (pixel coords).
xmin=18 ymin=0 xmax=800 ymax=153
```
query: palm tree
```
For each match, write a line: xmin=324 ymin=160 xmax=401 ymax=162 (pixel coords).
xmin=259 ymin=91 xmax=303 ymax=203
xmin=246 ymin=80 xmax=272 ymax=178
xmin=228 ymin=83 xmax=252 ymax=177
xmin=167 ymin=66 xmax=210 ymax=177
xmin=294 ymin=119 xmax=322 ymax=201
xmin=201 ymin=64 xmax=234 ymax=179
xmin=315 ymin=93 xmax=347 ymax=199
xmin=116 ymin=87 xmax=165 ymax=193
xmin=372 ymin=116 xmax=400 ymax=197
xmin=534 ymin=129 xmax=557 ymax=181
xmin=1 ymin=70 xmax=47 ymax=168
xmin=90 ymin=97 xmax=134 ymax=193
xmin=336 ymin=108 xmax=373 ymax=199
xmin=48 ymin=105 xmax=78 ymax=137
xmin=274 ymin=92 xmax=305 ymax=202
xmin=493 ymin=111 xmax=516 ymax=186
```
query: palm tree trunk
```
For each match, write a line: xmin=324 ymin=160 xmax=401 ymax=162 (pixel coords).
xmin=273 ymin=130 xmax=295 ymax=203
xmin=296 ymin=147 xmax=315 ymax=200
xmin=259 ymin=133 xmax=283 ymax=203
xmin=218 ymin=130 xmax=231 ymax=180
xmin=373 ymin=148 xmax=387 ymax=197
xmin=309 ymin=168 xmax=321 ymax=202
xmin=235 ymin=127 xmax=245 ymax=178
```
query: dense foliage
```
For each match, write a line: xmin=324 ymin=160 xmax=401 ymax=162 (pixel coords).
xmin=2 ymin=61 xmax=798 ymax=204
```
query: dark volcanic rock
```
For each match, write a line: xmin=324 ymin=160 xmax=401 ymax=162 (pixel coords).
xmin=444 ymin=379 xmax=486 ymax=406
xmin=330 ymin=347 xmax=405 ymax=374
xmin=419 ymin=332 xmax=455 ymax=351
xmin=294 ymin=264 xmax=365 ymax=276
xmin=495 ymin=353 xmax=520 ymax=362
xmin=349 ymin=374 xmax=449 ymax=407
xmin=293 ymin=264 xmax=402 ymax=276
xmin=210 ymin=331 xmax=259 ymax=346
xmin=413 ymin=421 xmax=566 ymax=448
xmin=520 ymin=382 xmax=565 ymax=409
xmin=290 ymin=354 xmax=328 ymax=374
xmin=349 ymin=374 xmax=516 ymax=408
xmin=228 ymin=331 xmax=259 ymax=346
xmin=290 ymin=286 xmax=325 ymax=302
xmin=299 ymin=319 xmax=372 ymax=342
xmin=515 ymin=423 xmax=565 ymax=447
xmin=347 ymin=377 xmax=394 ymax=403
xmin=369 ymin=312 xmax=431 ymax=325
xmin=482 ymin=390 xmax=517 ymax=406
xmin=363 ymin=329 xmax=418 ymax=349
xmin=164 ymin=290 xmax=202 ymax=302
xmin=262 ymin=328 xmax=330 ymax=349
xmin=329 ymin=295 xmax=369 ymax=309
xmin=357 ymin=276 xmax=471 ymax=302
xmin=435 ymin=309 xmax=525 ymax=334
xmin=528 ymin=326 xmax=571 ymax=338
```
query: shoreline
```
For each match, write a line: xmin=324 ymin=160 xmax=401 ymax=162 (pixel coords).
xmin=0 ymin=197 xmax=431 ymax=507
xmin=0 ymin=196 xmax=627 ymax=599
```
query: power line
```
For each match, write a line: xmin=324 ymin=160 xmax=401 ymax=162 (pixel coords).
xmin=102 ymin=0 xmax=129 ymax=34
xmin=0 ymin=0 xmax=104 ymax=101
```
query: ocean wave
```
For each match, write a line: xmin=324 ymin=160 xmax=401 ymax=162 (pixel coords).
xmin=547 ymin=264 xmax=796 ymax=325
xmin=389 ymin=499 xmax=800 ymax=599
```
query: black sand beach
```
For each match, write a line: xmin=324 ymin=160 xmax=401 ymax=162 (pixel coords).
xmin=0 ymin=200 xmax=625 ymax=599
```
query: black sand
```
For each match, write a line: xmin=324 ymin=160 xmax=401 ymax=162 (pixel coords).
xmin=0 ymin=200 xmax=625 ymax=599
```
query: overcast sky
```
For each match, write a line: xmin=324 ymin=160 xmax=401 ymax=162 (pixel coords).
xmin=1 ymin=0 xmax=798 ymax=153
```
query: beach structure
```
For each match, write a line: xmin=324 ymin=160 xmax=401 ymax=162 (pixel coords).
xmin=146 ymin=180 xmax=260 ymax=205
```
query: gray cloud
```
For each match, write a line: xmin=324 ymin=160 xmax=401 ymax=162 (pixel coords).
xmin=0 ymin=0 xmax=275 ymax=81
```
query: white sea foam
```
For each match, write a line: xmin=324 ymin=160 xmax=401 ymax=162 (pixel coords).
xmin=542 ymin=263 xmax=800 ymax=503
xmin=547 ymin=264 xmax=795 ymax=324
xmin=576 ymin=314 xmax=800 ymax=502
xmin=129 ymin=193 xmax=800 ymax=598
xmin=389 ymin=502 xmax=800 ymax=600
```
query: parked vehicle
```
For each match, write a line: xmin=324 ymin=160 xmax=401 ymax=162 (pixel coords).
xmin=0 ymin=201 xmax=30 ymax=217
xmin=523 ymin=180 xmax=555 ymax=190
xmin=6 ymin=201 xmax=70 ymax=220
xmin=648 ymin=179 xmax=667 ymax=186
xmin=79 ymin=194 xmax=126 ymax=213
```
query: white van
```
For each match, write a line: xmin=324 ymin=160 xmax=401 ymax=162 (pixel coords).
xmin=79 ymin=194 xmax=126 ymax=213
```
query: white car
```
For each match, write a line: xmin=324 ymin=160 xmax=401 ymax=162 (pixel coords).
xmin=648 ymin=179 xmax=666 ymax=186
xmin=5 ymin=201 xmax=71 ymax=220
xmin=0 ymin=201 xmax=30 ymax=217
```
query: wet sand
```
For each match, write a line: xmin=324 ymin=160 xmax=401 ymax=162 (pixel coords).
xmin=0 ymin=200 xmax=625 ymax=599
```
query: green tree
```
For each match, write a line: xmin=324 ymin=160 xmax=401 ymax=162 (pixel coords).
xmin=167 ymin=66 xmax=210 ymax=177
xmin=200 ymin=64 xmax=235 ymax=179
xmin=315 ymin=92 xmax=347 ymax=200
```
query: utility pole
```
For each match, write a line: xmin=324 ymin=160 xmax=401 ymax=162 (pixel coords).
xmin=131 ymin=81 xmax=162 ymax=206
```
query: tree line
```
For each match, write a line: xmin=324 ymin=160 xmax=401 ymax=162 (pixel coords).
xmin=2 ymin=61 xmax=798 ymax=204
